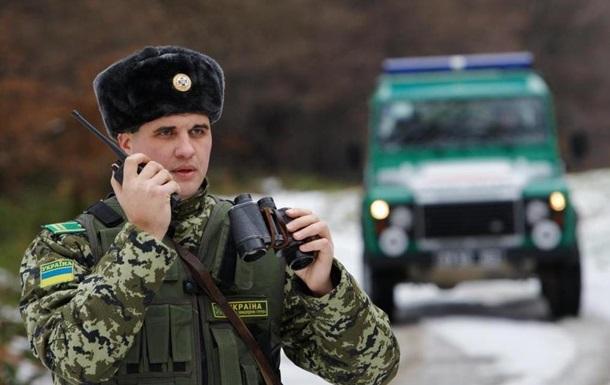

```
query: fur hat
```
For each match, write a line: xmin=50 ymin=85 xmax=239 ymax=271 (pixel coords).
xmin=93 ymin=46 xmax=225 ymax=137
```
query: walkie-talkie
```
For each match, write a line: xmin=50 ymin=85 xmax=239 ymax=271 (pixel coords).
xmin=71 ymin=110 xmax=180 ymax=211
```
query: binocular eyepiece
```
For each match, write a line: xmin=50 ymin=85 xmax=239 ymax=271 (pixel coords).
xmin=228 ymin=194 xmax=316 ymax=270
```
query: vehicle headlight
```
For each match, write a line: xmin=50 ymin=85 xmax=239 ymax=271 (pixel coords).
xmin=390 ymin=206 xmax=413 ymax=229
xmin=379 ymin=226 xmax=409 ymax=257
xmin=549 ymin=191 xmax=566 ymax=212
xmin=370 ymin=200 xmax=390 ymax=220
xmin=531 ymin=219 xmax=561 ymax=250
xmin=526 ymin=200 xmax=549 ymax=224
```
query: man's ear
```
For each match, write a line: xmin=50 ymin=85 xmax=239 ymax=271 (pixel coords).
xmin=116 ymin=133 xmax=133 ymax=154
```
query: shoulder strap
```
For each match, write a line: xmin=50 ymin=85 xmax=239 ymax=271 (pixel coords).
xmin=197 ymin=195 xmax=234 ymax=273
xmin=173 ymin=241 xmax=282 ymax=385
xmin=85 ymin=200 xmax=124 ymax=227
xmin=77 ymin=197 xmax=126 ymax=263
xmin=197 ymin=195 xmax=232 ymax=257
xmin=77 ymin=212 xmax=103 ymax=262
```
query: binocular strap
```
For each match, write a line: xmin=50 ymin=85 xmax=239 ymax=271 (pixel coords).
xmin=172 ymin=241 xmax=283 ymax=385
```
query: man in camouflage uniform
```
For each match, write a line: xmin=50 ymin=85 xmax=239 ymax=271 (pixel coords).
xmin=19 ymin=46 xmax=400 ymax=385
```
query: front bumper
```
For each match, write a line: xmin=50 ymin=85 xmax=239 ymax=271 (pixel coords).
xmin=364 ymin=246 xmax=580 ymax=285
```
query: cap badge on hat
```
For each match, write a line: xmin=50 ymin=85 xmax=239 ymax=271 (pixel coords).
xmin=172 ymin=73 xmax=192 ymax=92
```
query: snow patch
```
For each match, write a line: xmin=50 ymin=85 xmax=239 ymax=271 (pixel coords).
xmin=0 ymin=266 xmax=19 ymax=290
xmin=396 ymin=279 xmax=540 ymax=309
xmin=426 ymin=317 xmax=575 ymax=385
xmin=569 ymin=170 xmax=610 ymax=320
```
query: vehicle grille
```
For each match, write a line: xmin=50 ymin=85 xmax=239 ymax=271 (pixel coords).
xmin=420 ymin=201 xmax=518 ymax=238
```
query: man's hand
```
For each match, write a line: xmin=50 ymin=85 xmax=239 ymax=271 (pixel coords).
xmin=285 ymin=208 xmax=334 ymax=296
xmin=110 ymin=153 xmax=181 ymax=240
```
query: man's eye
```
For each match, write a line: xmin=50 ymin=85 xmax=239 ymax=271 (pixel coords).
xmin=190 ymin=128 xmax=206 ymax=136
xmin=158 ymin=128 xmax=173 ymax=136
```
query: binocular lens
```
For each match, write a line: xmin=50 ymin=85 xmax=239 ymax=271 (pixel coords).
xmin=234 ymin=193 xmax=254 ymax=205
xmin=289 ymin=254 xmax=315 ymax=271
xmin=257 ymin=197 xmax=276 ymax=209
xmin=237 ymin=238 xmax=268 ymax=262
xmin=229 ymin=194 xmax=271 ymax=262
xmin=279 ymin=245 xmax=315 ymax=271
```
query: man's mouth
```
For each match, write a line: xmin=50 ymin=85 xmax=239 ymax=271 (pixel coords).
xmin=172 ymin=167 xmax=197 ymax=179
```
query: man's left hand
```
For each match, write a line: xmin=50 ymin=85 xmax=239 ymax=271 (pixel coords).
xmin=285 ymin=208 xmax=334 ymax=296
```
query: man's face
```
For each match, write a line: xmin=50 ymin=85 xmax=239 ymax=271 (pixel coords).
xmin=117 ymin=113 xmax=212 ymax=199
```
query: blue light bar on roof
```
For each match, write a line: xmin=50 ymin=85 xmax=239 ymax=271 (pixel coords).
xmin=382 ymin=52 xmax=533 ymax=74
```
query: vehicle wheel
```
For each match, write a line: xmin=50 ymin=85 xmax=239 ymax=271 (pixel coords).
xmin=363 ymin=263 xmax=398 ymax=322
xmin=539 ymin=257 xmax=581 ymax=319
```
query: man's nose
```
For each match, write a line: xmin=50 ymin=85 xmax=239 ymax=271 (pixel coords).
xmin=174 ymin=134 xmax=196 ymax=158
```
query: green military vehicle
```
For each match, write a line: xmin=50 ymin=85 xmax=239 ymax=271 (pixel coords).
xmin=361 ymin=52 xmax=581 ymax=321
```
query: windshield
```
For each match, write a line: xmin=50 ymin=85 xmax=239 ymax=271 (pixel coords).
xmin=378 ymin=97 xmax=548 ymax=150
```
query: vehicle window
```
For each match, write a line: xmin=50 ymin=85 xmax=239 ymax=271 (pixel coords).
xmin=378 ymin=98 xmax=548 ymax=150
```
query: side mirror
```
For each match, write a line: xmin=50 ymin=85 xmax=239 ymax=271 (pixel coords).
xmin=569 ymin=131 xmax=589 ymax=161
xmin=346 ymin=142 xmax=363 ymax=171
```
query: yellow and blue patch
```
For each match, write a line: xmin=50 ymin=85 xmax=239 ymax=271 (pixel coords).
xmin=40 ymin=259 xmax=75 ymax=288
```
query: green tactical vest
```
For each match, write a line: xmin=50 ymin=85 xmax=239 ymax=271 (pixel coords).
xmin=77 ymin=195 xmax=286 ymax=385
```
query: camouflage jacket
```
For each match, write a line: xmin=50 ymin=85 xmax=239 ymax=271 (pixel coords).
xmin=19 ymin=189 xmax=399 ymax=385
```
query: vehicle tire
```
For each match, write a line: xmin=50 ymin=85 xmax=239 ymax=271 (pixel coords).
xmin=363 ymin=263 xmax=398 ymax=322
xmin=539 ymin=255 xmax=581 ymax=319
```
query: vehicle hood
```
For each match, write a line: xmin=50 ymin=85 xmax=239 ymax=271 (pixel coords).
xmin=375 ymin=159 xmax=556 ymax=204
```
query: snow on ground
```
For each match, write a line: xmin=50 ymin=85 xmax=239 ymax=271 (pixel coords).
xmin=569 ymin=170 xmax=610 ymax=320
xmin=426 ymin=317 xmax=575 ymax=385
xmin=392 ymin=281 xmax=564 ymax=384
xmin=395 ymin=279 xmax=540 ymax=308
xmin=0 ymin=267 xmax=22 ymax=323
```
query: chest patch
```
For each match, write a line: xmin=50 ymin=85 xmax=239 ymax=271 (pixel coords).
xmin=43 ymin=221 xmax=86 ymax=235
xmin=40 ymin=259 xmax=75 ymax=288
xmin=211 ymin=300 xmax=269 ymax=319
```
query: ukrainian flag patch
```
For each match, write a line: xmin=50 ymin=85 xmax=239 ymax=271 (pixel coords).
xmin=40 ymin=259 xmax=75 ymax=288
xmin=42 ymin=221 xmax=85 ymax=235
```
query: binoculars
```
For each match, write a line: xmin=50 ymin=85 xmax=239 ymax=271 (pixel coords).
xmin=228 ymin=194 xmax=316 ymax=270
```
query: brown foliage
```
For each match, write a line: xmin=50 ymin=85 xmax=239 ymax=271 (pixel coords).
xmin=0 ymin=0 xmax=608 ymax=197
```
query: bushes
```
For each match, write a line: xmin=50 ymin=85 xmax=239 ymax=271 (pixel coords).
xmin=0 ymin=191 xmax=77 ymax=385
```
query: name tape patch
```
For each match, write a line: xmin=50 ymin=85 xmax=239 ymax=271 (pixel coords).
xmin=212 ymin=300 xmax=268 ymax=319
xmin=43 ymin=221 xmax=85 ymax=235
xmin=40 ymin=259 xmax=75 ymax=288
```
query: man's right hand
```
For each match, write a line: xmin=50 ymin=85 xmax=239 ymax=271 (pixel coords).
xmin=110 ymin=153 xmax=181 ymax=240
